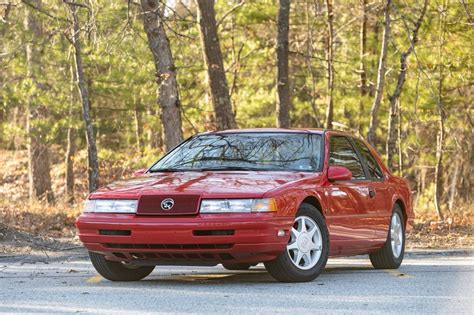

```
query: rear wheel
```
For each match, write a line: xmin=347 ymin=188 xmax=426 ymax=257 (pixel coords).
xmin=89 ymin=251 xmax=155 ymax=281
xmin=369 ymin=205 xmax=405 ymax=269
xmin=222 ymin=263 xmax=252 ymax=271
xmin=264 ymin=203 xmax=329 ymax=282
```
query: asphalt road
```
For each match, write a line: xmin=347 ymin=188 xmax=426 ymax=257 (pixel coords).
xmin=0 ymin=250 xmax=473 ymax=314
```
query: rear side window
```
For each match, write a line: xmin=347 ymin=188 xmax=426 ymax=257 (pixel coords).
xmin=329 ymin=136 xmax=366 ymax=180
xmin=353 ymin=139 xmax=384 ymax=179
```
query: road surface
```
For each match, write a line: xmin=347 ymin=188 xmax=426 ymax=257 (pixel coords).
xmin=0 ymin=250 xmax=472 ymax=314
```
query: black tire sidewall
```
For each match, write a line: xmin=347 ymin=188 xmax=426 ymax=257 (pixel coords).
xmin=89 ymin=251 xmax=154 ymax=281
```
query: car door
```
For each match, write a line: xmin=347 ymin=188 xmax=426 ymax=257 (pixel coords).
xmin=351 ymin=138 xmax=391 ymax=242
xmin=325 ymin=134 xmax=376 ymax=254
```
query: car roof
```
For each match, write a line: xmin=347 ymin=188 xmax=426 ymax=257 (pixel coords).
xmin=205 ymin=128 xmax=326 ymax=135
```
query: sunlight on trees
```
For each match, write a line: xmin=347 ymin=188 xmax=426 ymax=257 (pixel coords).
xmin=0 ymin=0 xmax=472 ymax=222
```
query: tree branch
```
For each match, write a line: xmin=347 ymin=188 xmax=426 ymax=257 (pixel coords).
xmin=217 ymin=0 xmax=245 ymax=28
xmin=22 ymin=0 xmax=69 ymax=22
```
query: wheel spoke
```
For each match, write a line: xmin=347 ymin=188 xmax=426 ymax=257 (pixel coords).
xmin=299 ymin=217 xmax=307 ymax=233
xmin=295 ymin=250 xmax=304 ymax=266
xmin=303 ymin=253 xmax=311 ymax=265
xmin=307 ymin=225 xmax=318 ymax=238
xmin=310 ymin=241 xmax=322 ymax=251
xmin=291 ymin=227 xmax=300 ymax=239
xmin=287 ymin=241 xmax=298 ymax=251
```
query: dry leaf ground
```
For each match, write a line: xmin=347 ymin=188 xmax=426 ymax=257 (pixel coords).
xmin=1 ymin=149 xmax=472 ymax=252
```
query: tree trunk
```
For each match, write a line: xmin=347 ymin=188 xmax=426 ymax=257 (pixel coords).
xmin=367 ymin=0 xmax=392 ymax=146
xmin=67 ymin=0 xmax=99 ymax=192
xmin=324 ymin=0 xmax=334 ymax=129
xmin=448 ymin=156 xmax=460 ymax=211
xmin=397 ymin=102 xmax=403 ymax=175
xmin=65 ymin=63 xmax=76 ymax=204
xmin=276 ymin=0 xmax=291 ymax=128
xmin=196 ymin=0 xmax=236 ymax=130
xmin=305 ymin=1 xmax=321 ymax=127
xmin=146 ymin=106 xmax=161 ymax=150
xmin=358 ymin=0 xmax=368 ymax=132
xmin=140 ymin=0 xmax=183 ymax=151
xmin=434 ymin=119 xmax=445 ymax=220
xmin=134 ymin=102 xmax=144 ymax=156
xmin=24 ymin=0 xmax=54 ymax=204
xmin=369 ymin=20 xmax=380 ymax=98
xmin=434 ymin=2 xmax=447 ymax=220
xmin=386 ymin=0 xmax=427 ymax=170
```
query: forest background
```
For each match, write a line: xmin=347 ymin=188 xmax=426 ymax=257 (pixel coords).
xmin=0 ymin=0 xmax=472 ymax=248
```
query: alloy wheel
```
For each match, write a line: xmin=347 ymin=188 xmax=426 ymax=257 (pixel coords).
xmin=390 ymin=212 xmax=403 ymax=258
xmin=287 ymin=215 xmax=323 ymax=270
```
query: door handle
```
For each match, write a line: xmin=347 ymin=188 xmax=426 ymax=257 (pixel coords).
xmin=368 ymin=187 xmax=376 ymax=198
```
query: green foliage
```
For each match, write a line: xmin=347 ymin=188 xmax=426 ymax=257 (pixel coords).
xmin=0 ymin=0 xmax=472 ymax=211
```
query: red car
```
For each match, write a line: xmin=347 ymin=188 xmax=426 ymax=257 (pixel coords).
xmin=76 ymin=129 xmax=413 ymax=282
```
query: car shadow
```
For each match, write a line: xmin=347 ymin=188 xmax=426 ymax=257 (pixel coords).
xmin=99 ymin=265 xmax=378 ymax=286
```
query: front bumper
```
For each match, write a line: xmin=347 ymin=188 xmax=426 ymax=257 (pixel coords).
xmin=76 ymin=213 xmax=293 ymax=265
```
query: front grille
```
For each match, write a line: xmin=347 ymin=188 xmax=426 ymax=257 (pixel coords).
xmin=103 ymin=243 xmax=233 ymax=250
xmin=193 ymin=230 xmax=235 ymax=236
xmin=99 ymin=229 xmax=131 ymax=236
xmin=124 ymin=252 xmax=234 ymax=261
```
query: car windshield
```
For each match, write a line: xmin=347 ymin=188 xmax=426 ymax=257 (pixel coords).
xmin=149 ymin=132 xmax=323 ymax=172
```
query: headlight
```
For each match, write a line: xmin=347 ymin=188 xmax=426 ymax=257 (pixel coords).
xmin=84 ymin=199 xmax=138 ymax=213
xmin=199 ymin=198 xmax=277 ymax=213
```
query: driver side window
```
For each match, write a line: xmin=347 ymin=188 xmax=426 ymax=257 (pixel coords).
xmin=329 ymin=136 xmax=366 ymax=180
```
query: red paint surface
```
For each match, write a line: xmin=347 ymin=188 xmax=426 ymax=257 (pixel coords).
xmin=76 ymin=129 xmax=413 ymax=264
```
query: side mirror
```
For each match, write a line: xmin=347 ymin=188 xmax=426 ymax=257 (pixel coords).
xmin=133 ymin=168 xmax=147 ymax=177
xmin=328 ymin=166 xmax=352 ymax=182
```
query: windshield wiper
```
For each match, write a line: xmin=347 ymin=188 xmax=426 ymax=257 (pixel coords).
xmin=148 ymin=167 xmax=188 ymax=173
xmin=196 ymin=166 xmax=265 ymax=171
xmin=149 ymin=166 xmax=275 ymax=172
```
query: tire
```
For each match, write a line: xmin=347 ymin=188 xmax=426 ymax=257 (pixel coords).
xmin=369 ymin=205 xmax=405 ymax=269
xmin=222 ymin=263 xmax=252 ymax=271
xmin=89 ymin=251 xmax=155 ymax=281
xmin=264 ymin=203 xmax=329 ymax=282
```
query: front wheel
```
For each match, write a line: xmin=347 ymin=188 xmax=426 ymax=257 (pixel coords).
xmin=89 ymin=251 xmax=155 ymax=281
xmin=369 ymin=205 xmax=405 ymax=269
xmin=264 ymin=203 xmax=329 ymax=282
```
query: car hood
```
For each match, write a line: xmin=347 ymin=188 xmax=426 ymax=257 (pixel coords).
xmin=89 ymin=171 xmax=320 ymax=199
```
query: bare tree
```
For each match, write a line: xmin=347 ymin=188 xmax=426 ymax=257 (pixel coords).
xmin=305 ymin=0 xmax=321 ymax=127
xmin=434 ymin=3 xmax=447 ymax=220
xmin=448 ymin=155 xmax=460 ymax=211
xmin=140 ymin=0 xmax=183 ymax=151
xmin=134 ymin=101 xmax=144 ymax=156
xmin=67 ymin=0 xmax=99 ymax=192
xmin=24 ymin=0 xmax=54 ymax=203
xmin=386 ymin=0 xmax=428 ymax=170
xmin=65 ymin=62 xmax=76 ymax=204
xmin=358 ymin=0 xmax=368 ymax=131
xmin=367 ymin=0 xmax=392 ymax=145
xmin=325 ymin=0 xmax=334 ymax=129
xmin=196 ymin=0 xmax=236 ymax=130
xmin=276 ymin=0 xmax=291 ymax=128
